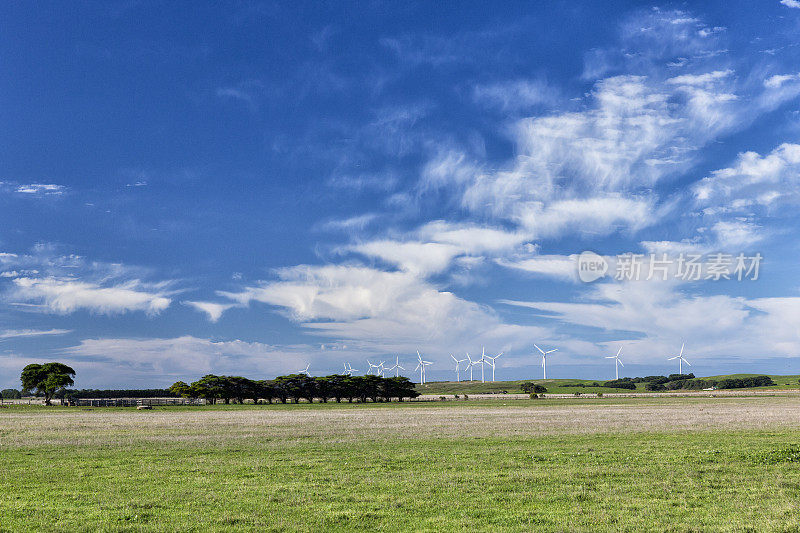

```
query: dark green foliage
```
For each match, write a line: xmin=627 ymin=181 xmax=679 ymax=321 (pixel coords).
xmin=645 ymin=382 xmax=666 ymax=391
xmin=20 ymin=362 xmax=75 ymax=405
xmin=58 ymin=388 xmax=180 ymax=400
xmin=520 ymin=382 xmax=547 ymax=394
xmin=668 ymin=373 xmax=695 ymax=381
xmin=602 ymin=379 xmax=636 ymax=390
xmin=717 ymin=376 xmax=775 ymax=389
xmin=169 ymin=374 xmax=420 ymax=404
xmin=1 ymin=388 xmax=21 ymax=399
xmin=664 ymin=378 xmax=716 ymax=391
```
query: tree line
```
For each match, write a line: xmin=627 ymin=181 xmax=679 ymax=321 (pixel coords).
xmin=168 ymin=374 xmax=420 ymax=404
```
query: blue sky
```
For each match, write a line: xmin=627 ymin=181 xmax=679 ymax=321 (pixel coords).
xmin=3 ymin=1 xmax=800 ymax=388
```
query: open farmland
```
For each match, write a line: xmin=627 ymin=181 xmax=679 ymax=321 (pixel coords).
xmin=2 ymin=397 xmax=800 ymax=531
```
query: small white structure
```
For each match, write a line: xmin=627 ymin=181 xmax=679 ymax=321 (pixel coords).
xmin=534 ymin=344 xmax=558 ymax=380
xmin=668 ymin=343 xmax=691 ymax=374
xmin=483 ymin=351 xmax=503 ymax=382
xmin=605 ymin=346 xmax=624 ymax=380
xmin=450 ymin=354 xmax=468 ymax=382
xmin=415 ymin=351 xmax=433 ymax=384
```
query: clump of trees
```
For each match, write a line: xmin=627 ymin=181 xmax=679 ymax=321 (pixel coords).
xmin=56 ymin=389 xmax=179 ymax=401
xmin=520 ymin=382 xmax=547 ymax=394
xmin=169 ymin=374 xmax=420 ymax=404
xmin=602 ymin=378 xmax=636 ymax=390
xmin=1 ymin=389 xmax=21 ymax=399
xmin=20 ymin=363 xmax=75 ymax=405
xmin=642 ymin=374 xmax=775 ymax=391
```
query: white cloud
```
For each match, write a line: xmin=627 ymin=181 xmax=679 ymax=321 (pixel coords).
xmin=496 ymin=254 xmax=578 ymax=282
xmin=321 ymin=214 xmax=379 ymax=232
xmin=349 ymin=240 xmax=462 ymax=276
xmin=780 ymin=0 xmax=800 ymax=8
xmin=0 ymin=329 xmax=72 ymax=340
xmin=417 ymin=221 xmax=528 ymax=254
xmin=764 ymin=73 xmax=800 ymax=88
xmin=10 ymin=277 xmax=172 ymax=316
xmin=472 ymin=79 xmax=556 ymax=111
xmin=183 ymin=301 xmax=236 ymax=322
xmin=500 ymin=281 xmax=800 ymax=363
xmin=694 ymin=143 xmax=800 ymax=207
xmin=220 ymin=264 xmax=550 ymax=354
xmin=711 ymin=220 xmax=763 ymax=248
xmin=666 ymin=69 xmax=733 ymax=86
xmin=62 ymin=336 xmax=328 ymax=387
xmin=15 ymin=183 xmax=66 ymax=194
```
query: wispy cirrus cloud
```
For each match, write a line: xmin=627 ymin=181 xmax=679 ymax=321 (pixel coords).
xmin=9 ymin=277 xmax=172 ymax=316
xmin=0 ymin=328 xmax=72 ymax=340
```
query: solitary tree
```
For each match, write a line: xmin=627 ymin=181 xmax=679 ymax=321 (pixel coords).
xmin=20 ymin=363 xmax=75 ymax=405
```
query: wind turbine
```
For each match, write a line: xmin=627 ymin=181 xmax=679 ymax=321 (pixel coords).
xmin=298 ymin=364 xmax=311 ymax=376
xmin=483 ymin=351 xmax=503 ymax=382
xmin=343 ymin=362 xmax=359 ymax=376
xmin=366 ymin=360 xmax=381 ymax=375
xmin=466 ymin=352 xmax=485 ymax=383
xmin=450 ymin=354 xmax=467 ymax=382
xmin=376 ymin=361 xmax=387 ymax=377
xmin=465 ymin=353 xmax=476 ymax=381
xmin=605 ymin=347 xmax=624 ymax=380
xmin=386 ymin=356 xmax=404 ymax=377
xmin=534 ymin=344 xmax=557 ymax=380
xmin=415 ymin=351 xmax=433 ymax=384
xmin=668 ymin=343 xmax=691 ymax=374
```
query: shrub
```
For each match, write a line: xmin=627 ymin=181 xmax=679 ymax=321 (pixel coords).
xmin=439 ymin=396 xmax=447 ymax=401
xmin=717 ymin=376 xmax=775 ymax=389
xmin=602 ymin=379 xmax=636 ymax=390
xmin=529 ymin=393 xmax=538 ymax=399
xmin=645 ymin=382 xmax=666 ymax=391
xmin=596 ymin=392 xmax=603 ymax=398
xmin=520 ymin=382 xmax=547 ymax=394
xmin=574 ymin=392 xmax=582 ymax=397
xmin=1 ymin=388 xmax=21 ymax=399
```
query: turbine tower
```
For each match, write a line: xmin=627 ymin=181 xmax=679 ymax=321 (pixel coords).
xmin=366 ymin=360 xmax=381 ymax=375
xmin=468 ymin=351 xmax=486 ymax=383
xmin=483 ymin=351 xmax=503 ymax=382
xmin=465 ymin=353 xmax=478 ymax=381
xmin=668 ymin=343 xmax=691 ymax=374
xmin=450 ymin=354 xmax=467 ymax=382
xmin=386 ymin=356 xmax=405 ymax=377
xmin=415 ymin=351 xmax=433 ymax=384
xmin=534 ymin=344 xmax=557 ymax=380
xmin=605 ymin=346 xmax=624 ymax=380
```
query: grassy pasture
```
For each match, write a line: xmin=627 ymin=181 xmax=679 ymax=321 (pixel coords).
xmin=2 ymin=398 xmax=800 ymax=531
xmin=416 ymin=373 xmax=800 ymax=395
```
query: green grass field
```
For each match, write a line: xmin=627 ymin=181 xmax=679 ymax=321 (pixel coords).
xmin=3 ymin=397 xmax=800 ymax=531
xmin=415 ymin=373 xmax=800 ymax=395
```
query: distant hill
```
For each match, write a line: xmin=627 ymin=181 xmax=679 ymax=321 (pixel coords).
xmin=415 ymin=374 xmax=800 ymax=395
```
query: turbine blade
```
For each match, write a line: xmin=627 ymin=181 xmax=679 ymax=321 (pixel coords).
xmin=534 ymin=344 xmax=545 ymax=354
xmin=617 ymin=346 xmax=623 ymax=356
xmin=618 ymin=360 xmax=624 ymax=367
